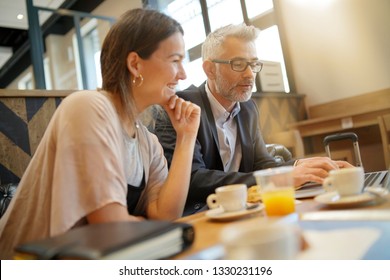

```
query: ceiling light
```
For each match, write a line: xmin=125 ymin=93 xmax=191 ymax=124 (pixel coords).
xmin=17 ymin=14 xmax=24 ymax=20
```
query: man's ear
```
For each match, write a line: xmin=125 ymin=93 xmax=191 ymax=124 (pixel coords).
xmin=203 ymin=60 xmax=216 ymax=80
xmin=126 ymin=52 xmax=140 ymax=77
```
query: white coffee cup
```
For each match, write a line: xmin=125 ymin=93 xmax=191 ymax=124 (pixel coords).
xmin=206 ymin=184 xmax=247 ymax=212
xmin=222 ymin=216 xmax=302 ymax=260
xmin=323 ymin=167 xmax=364 ymax=196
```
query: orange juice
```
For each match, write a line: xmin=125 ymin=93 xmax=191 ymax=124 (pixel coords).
xmin=261 ymin=187 xmax=295 ymax=216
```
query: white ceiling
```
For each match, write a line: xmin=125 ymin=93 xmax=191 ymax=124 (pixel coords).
xmin=0 ymin=0 xmax=65 ymax=70
xmin=0 ymin=0 xmax=64 ymax=29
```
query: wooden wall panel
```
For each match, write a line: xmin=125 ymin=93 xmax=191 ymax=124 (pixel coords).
xmin=0 ymin=90 xmax=71 ymax=184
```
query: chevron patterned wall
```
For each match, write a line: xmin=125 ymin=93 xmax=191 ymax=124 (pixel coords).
xmin=0 ymin=96 xmax=63 ymax=184
xmin=252 ymin=93 xmax=307 ymax=142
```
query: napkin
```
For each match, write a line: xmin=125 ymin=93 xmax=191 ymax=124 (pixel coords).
xmin=297 ymin=227 xmax=381 ymax=259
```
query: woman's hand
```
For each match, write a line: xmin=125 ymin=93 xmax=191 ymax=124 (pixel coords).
xmin=163 ymin=95 xmax=200 ymax=138
xmin=148 ymin=95 xmax=200 ymax=220
xmin=292 ymin=157 xmax=354 ymax=186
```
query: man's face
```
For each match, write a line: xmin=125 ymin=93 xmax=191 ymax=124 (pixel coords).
xmin=214 ymin=37 xmax=258 ymax=104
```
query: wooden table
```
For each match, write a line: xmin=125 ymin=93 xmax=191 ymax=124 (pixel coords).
xmin=173 ymin=194 xmax=390 ymax=260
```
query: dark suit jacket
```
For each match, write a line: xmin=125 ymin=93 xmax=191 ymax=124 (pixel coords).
xmin=154 ymin=83 xmax=288 ymax=216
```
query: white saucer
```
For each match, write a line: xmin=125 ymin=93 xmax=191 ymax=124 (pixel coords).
xmin=295 ymin=185 xmax=325 ymax=199
xmin=365 ymin=186 xmax=389 ymax=197
xmin=206 ymin=203 xmax=264 ymax=221
xmin=314 ymin=191 xmax=379 ymax=208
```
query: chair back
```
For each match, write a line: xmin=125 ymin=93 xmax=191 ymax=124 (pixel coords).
xmin=268 ymin=129 xmax=305 ymax=158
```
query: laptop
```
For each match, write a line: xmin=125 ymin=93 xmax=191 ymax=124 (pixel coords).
xmin=364 ymin=169 xmax=389 ymax=189
xmin=295 ymin=167 xmax=389 ymax=198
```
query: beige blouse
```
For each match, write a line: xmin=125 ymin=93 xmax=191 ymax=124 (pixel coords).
xmin=0 ymin=91 xmax=168 ymax=259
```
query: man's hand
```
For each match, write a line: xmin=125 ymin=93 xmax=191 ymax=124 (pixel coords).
xmin=293 ymin=157 xmax=354 ymax=186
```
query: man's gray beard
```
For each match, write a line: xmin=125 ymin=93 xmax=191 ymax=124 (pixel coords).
xmin=215 ymin=80 xmax=253 ymax=103
xmin=224 ymin=88 xmax=253 ymax=103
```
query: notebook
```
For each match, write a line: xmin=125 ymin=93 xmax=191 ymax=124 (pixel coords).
xmin=14 ymin=221 xmax=194 ymax=260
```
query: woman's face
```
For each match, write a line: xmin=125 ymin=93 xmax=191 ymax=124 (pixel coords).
xmin=134 ymin=32 xmax=187 ymax=110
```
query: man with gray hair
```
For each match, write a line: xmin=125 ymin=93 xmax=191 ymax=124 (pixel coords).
xmin=154 ymin=23 xmax=352 ymax=216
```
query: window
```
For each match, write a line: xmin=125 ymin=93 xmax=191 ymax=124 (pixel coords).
xmin=180 ymin=57 xmax=206 ymax=89
xmin=43 ymin=57 xmax=52 ymax=90
xmin=256 ymin=25 xmax=290 ymax=92
xmin=18 ymin=72 xmax=34 ymax=90
xmin=18 ymin=57 xmax=52 ymax=90
xmin=154 ymin=0 xmax=207 ymax=90
xmin=82 ymin=27 xmax=101 ymax=89
xmin=146 ymin=0 xmax=291 ymax=93
xmin=245 ymin=0 xmax=273 ymax=19
xmin=73 ymin=19 xmax=102 ymax=90
xmin=165 ymin=0 xmax=206 ymax=50
xmin=207 ymin=0 xmax=243 ymax=31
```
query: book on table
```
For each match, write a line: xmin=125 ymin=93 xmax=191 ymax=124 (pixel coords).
xmin=14 ymin=220 xmax=194 ymax=260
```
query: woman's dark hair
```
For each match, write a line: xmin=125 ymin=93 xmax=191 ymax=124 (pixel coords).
xmin=100 ymin=8 xmax=183 ymax=120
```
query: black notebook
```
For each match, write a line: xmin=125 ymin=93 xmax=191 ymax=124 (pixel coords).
xmin=14 ymin=221 xmax=194 ymax=260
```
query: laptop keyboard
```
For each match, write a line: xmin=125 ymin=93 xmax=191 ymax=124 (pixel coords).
xmin=364 ymin=172 xmax=385 ymax=187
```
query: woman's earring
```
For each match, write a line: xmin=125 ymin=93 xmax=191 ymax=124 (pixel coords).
xmin=132 ymin=74 xmax=144 ymax=87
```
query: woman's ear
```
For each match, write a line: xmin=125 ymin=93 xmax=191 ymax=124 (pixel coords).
xmin=126 ymin=52 xmax=140 ymax=77
xmin=203 ymin=60 xmax=216 ymax=80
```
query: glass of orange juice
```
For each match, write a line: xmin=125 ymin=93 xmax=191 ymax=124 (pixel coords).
xmin=253 ymin=166 xmax=295 ymax=216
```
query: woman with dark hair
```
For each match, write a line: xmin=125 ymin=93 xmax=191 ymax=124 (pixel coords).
xmin=0 ymin=8 xmax=200 ymax=259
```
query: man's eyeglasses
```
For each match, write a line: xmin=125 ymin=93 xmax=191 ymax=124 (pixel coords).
xmin=211 ymin=59 xmax=263 ymax=73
